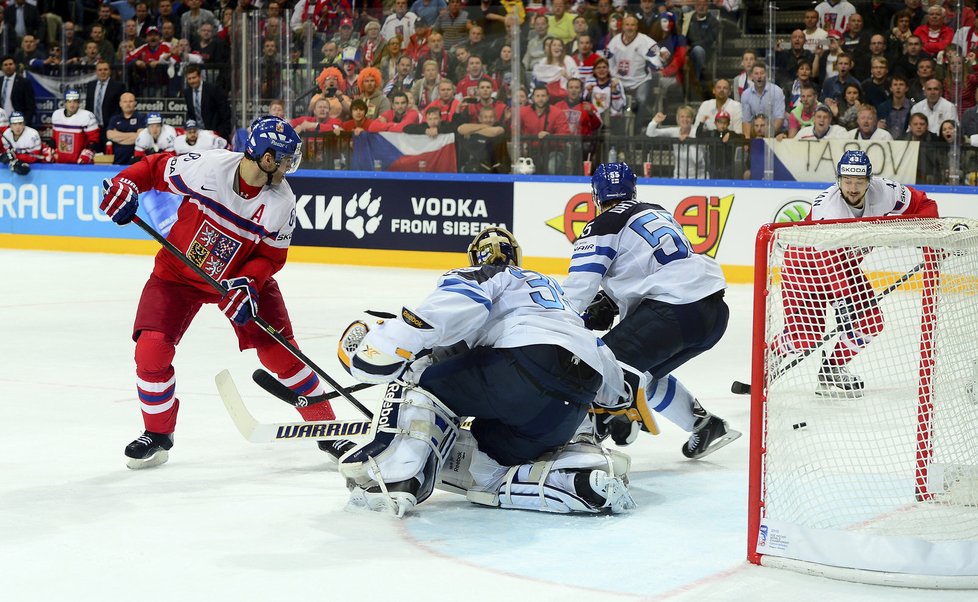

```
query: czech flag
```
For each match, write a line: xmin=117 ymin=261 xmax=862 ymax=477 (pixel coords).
xmin=351 ymin=132 xmax=458 ymax=172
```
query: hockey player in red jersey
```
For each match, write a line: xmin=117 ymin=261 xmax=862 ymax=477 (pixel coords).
xmin=771 ymin=149 xmax=939 ymax=396
xmin=99 ymin=116 xmax=337 ymax=469
xmin=51 ymin=89 xmax=99 ymax=164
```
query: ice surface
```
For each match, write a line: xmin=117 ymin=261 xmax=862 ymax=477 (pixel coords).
xmin=1 ymin=250 xmax=973 ymax=601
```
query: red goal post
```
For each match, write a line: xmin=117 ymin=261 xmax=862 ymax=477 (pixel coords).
xmin=747 ymin=216 xmax=978 ymax=588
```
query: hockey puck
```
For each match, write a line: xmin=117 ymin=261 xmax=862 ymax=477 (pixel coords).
xmin=731 ymin=381 xmax=751 ymax=395
xmin=792 ymin=422 xmax=808 ymax=430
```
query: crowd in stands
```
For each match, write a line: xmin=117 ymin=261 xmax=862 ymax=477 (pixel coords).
xmin=1 ymin=1 xmax=978 ymax=181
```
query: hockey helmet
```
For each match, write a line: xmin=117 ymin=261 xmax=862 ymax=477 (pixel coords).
xmin=591 ymin=162 xmax=637 ymax=210
xmin=837 ymin=149 xmax=872 ymax=179
xmin=9 ymin=111 xmax=24 ymax=124
xmin=184 ymin=119 xmax=198 ymax=130
xmin=146 ymin=112 xmax=163 ymax=125
xmin=468 ymin=226 xmax=522 ymax=267
xmin=64 ymin=89 xmax=80 ymax=102
xmin=245 ymin=115 xmax=302 ymax=174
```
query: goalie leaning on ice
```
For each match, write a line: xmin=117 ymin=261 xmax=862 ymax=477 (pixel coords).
xmin=562 ymin=162 xmax=740 ymax=459
xmin=335 ymin=227 xmax=634 ymax=518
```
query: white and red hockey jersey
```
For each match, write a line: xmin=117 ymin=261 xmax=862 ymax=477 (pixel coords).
xmin=173 ymin=130 xmax=228 ymax=155
xmin=809 ymin=177 xmax=939 ymax=221
xmin=134 ymin=124 xmax=178 ymax=158
xmin=605 ymin=32 xmax=665 ymax=89
xmin=51 ymin=107 xmax=99 ymax=163
xmin=116 ymin=150 xmax=297 ymax=291
xmin=2 ymin=124 xmax=52 ymax=162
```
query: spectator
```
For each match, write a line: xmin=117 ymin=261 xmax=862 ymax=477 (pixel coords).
xmin=697 ymin=110 xmax=744 ymax=180
xmin=157 ymin=0 xmax=182 ymax=39
xmin=0 ymin=55 xmax=36 ymax=125
xmin=879 ymin=74 xmax=914 ymax=138
xmin=333 ymin=18 xmax=360 ymax=55
xmin=787 ymin=81 xmax=820 ymax=137
xmin=842 ymin=13 xmax=870 ymax=55
xmin=133 ymin=2 xmax=153 ymax=39
xmin=174 ymin=118 xmax=228 ymax=154
xmin=554 ymin=77 xmax=602 ymax=135
xmin=424 ymin=79 xmax=461 ymax=124
xmin=3 ymin=0 xmax=41 ymax=55
xmin=942 ymin=52 xmax=977 ymax=114
xmin=381 ymin=0 xmax=418 ymax=50
xmin=775 ymin=30 xmax=815 ymax=88
xmin=523 ymin=14 xmax=550 ymax=75
xmin=359 ymin=20 xmax=384 ymax=67
xmin=696 ymin=78 xmax=743 ymax=133
xmin=415 ymin=31 xmax=454 ymax=79
xmin=321 ymin=40 xmax=344 ymax=69
xmin=821 ymin=52 xmax=861 ymax=101
xmin=51 ymin=89 xmax=99 ymax=164
xmin=160 ymin=21 xmax=179 ymax=49
xmin=403 ymin=104 xmax=455 ymax=136
xmin=547 ymin=0 xmax=575 ymax=45
xmin=75 ymin=42 xmax=101 ymax=70
xmin=411 ymin=0 xmax=447 ymax=27
xmin=465 ymin=24 xmax=492 ymax=66
xmin=784 ymin=60 xmax=818 ymax=109
xmin=795 ymin=104 xmax=849 ymax=139
xmin=861 ymin=56 xmax=891 ymax=106
xmin=813 ymin=29 xmax=845 ymax=82
xmin=260 ymin=39 xmax=282 ymax=99
xmin=355 ymin=66 xmax=391 ymax=119
xmin=85 ymin=60 xmax=126 ymax=151
xmin=854 ymin=34 xmax=888 ymax=81
xmin=377 ymin=37 xmax=406 ymax=82
xmin=572 ymin=33 xmax=600 ymax=81
xmin=860 ymin=1 xmax=895 ymax=37
xmin=646 ymin=106 xmax=706 ymax=179
xmin=802 ymin=9 xmax=829 ymax=54
xmin=915 ymin=5 xmax=953 ymax=56
xmin=457 ymin=55 xmax=497 ymax=100
xmin=472 ymin=0 xmax=510 ymax=51
xmin=14 ymin=35 xmax=46 ymax=73
xmin=815 ymin=0 xmax=857 ymax=33
xmin=371 ymin=90 xmax=420 ymax=132
xmin=340 ymin=98 xmax=375 ymax=135
xmin=520 ymin=85 xmax=570 ymax=173
xmin=291 ymin=98 xmax=343 ymax=133
xmin=133 ymin=112 xmax=177 ymax=158
xmin=404 ymin=18 xmax=433 ymax=62
xmin=290 ymin=0 xmax=353 ymax=40
xmin=900 ymin=111 xmax=944 ymax=183
xmin=92 ymin=4 xmax=121 ymax=46
xmin=88 ymin=24 xmax=116 ymax=64
xmin=655 ymin=12 xmax=687 ymax=103
xmin=531 ymin=38 xmax=578 ymax=99
xmin=457 ymin=104 xmax=508 ymax=173
xmin=740 ymin=62 xmax=786 ymax=139
xmin=568 ymin=16 xmax=591 ymax=56
xmin=122 ymin=19 xmax=144 ymax=49
xmin=944 ymin=0 xmax=975 ymax=30
xmin=182 ymin=64 xmax=233 ymax=140
xmin=591 ymin=0 xmax=614 ymax=51
xmin=411 ymin=59 xmax=442 ymax=108
xmin=607 ymin=15 xmax=669 ymax=133
xmin=192 ymin=21 xmax=229 ymax=86
xmin=827 ymin=82 xmax=864 ymax=129
xmin=127 ymin=26 xmax=171 ymax=97
xmin=583 ymin=56 xmax=626 ymax=126
xmin=849 ymin=103 xmax=892 ymax=140
xmin=461 ymin=79 xmax=508 ymax=124
xmin=61 ymin=21 xmax=86 ymax=62
xmin=492 ymin=42 xmax=525 ymax=103
xmin=893 ymin=35 xmax=930 ymax=81
xmin=686 ymin=0 xmax=720 ymax=84
xmin=732 ymin=49 xmax=756 ymax=101
xmin=383 ymin=55 xmax=417 ymax=96
xmin=435 ymin=0 xmax=468 ymax=49
xmin=911 ymin=78 xmax=958 ymax=133
xmin=889 ymin=9 xmax=915 ymax=56
xmin=907 ymin=56 xmax=936 ymax=101
xmin=181 ymin=0 xmax=220 ymax=45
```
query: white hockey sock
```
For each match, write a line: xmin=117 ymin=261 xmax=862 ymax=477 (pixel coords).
xmin=647 ymin=374 xmax=698 ymax=432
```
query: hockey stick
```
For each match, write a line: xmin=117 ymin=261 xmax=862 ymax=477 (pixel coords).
xmin=251 ymin=368 xmax=376 ymax=406
xmin=216 ymin=370 xmax=373 ymax=442
xmin=131 ymin=215 xmax=373 ymax=418
xmin=731 ymin=258 xmax=930 ymax=395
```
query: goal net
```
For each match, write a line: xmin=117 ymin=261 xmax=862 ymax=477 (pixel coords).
xmin=747 ymin=217 xmax=978 ymax=588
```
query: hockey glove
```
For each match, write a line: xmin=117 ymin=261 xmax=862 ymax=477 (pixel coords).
xmin=589 ymin=378 xmax=659 ymax=446
xmin=10 ymin=159 xmax=30 ymax=176
xmin=337 ymin=318 xmax=414 ymax=384
xmin=78 ymin=148 xmax=95 ymax=164
xmin=582 ymin=291 xmax=619 ymax=331
xmin=219 ymin=277 xmax=259 ymax=325
xmin=100 ymin=177 xmax=140 ymax=225
xmin=41 ymin=146 xmax=54 ymax=163
xmin=1 ymin=149 xmax=14 ymax=164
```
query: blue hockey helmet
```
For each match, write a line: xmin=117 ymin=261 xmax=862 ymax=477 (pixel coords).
xmin=9 ymin=111 xmax=24 ymax=124
xmin=837 ymin=149 xmax=872 ymax=179
xmin=64 ymin=88 xmax=80 ymax=102
xmin=245 ymin=115 xmax=302 ymax=174
xmin=591 ymin=162 xmax=637 ymax=209
xmin=468 ymin=226 xmax=522 ymax=267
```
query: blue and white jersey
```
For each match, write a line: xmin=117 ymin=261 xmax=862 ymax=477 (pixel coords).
xmin=563 ymin=200 xmax=727 ymax=318
xmin=361 ymin=265 xmax=622 ymax=385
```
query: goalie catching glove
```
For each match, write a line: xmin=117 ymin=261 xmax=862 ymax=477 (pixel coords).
xmin=338 ymin=316 xmax=416 ymax=384
xmin=590 ymin=366 xmax=659 ymax=446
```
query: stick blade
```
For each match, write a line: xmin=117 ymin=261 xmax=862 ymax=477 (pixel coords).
xmin=216 ymin=369 xmax=261 ymax=443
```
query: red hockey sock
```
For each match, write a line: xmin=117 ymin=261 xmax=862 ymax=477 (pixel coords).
xmin=257 ymin=342 xmax=336 ymax=421
xmin=135 ymin=330 xmax=179 ymax=434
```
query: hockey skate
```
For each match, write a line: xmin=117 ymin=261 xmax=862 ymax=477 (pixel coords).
xmin=573 ymin=470 xmax=635 ymax=514
xmin=816 ymin=353 xmax=865 ymax=398
xmin=124 ymin=431 xmax=174 ymax=469
xmin=318 ymin=439 xmax=356 ymax=462
xmin=347 ymin=478 xmax=422 ymax=518
xmin=682 ymin=407 xmax=741 ymax=459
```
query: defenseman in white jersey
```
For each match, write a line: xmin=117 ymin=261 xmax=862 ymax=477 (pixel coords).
xmin=133 ymin=112 xmax=177 ymax=159
xmin=1 ymin=111 xmax=53 ymax=175
xmin=173 ymin=119 xmax=227 ymax=155
xmin=562 ymin=162 xmax=741 ymax=459
xmin=335 ymin=227 xmax=633 ymax=517
xmin=770 ymin=150 xmax=939 ymax=396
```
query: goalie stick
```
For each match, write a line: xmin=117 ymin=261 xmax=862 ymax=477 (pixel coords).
xmin=731 ymin=257 xmax=930 ymax=396
xmin=130 ymin=215 xmax=372 ymax=419
xmin=252 ymin=368 xmax=376 ymax=407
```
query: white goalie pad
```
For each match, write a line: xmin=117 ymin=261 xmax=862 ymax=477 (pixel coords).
xmin=340 ymin=382 xmax=460 ymax=517
xmin=440 ymin=436 xmax=634 ymax=514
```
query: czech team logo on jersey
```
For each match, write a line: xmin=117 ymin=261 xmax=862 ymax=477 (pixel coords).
xmin=187 ymin=221 xmax=241 ymax=278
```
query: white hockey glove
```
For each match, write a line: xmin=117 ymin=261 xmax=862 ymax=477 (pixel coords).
xmin=337 ymin=318 xmax=415 ymax=384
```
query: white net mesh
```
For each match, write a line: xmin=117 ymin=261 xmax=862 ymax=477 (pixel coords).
xmin=761 ymin=218 xmax=978 ymax=545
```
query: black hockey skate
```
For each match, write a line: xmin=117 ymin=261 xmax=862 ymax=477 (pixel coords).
xmin=682 ymin=406 xmax=741 ymax=460
xmin=125 ymin=431 xmax=174 ymax=470
xmin=318 ymin=439 xmax=357 ymax=461
xmin=815 ymin=353 xmax=865 ymax=398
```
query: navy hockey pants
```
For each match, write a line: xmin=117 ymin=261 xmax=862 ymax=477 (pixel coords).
xmin=418 ymin=344 xmax=601 ymax=466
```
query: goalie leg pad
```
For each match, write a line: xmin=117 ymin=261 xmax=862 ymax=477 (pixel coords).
xmin=340 ymin=382 xmax=460 ymax=517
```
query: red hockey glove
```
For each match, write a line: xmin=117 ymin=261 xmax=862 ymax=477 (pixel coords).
xmin=100 ymin=177 xmax=139 ymax=225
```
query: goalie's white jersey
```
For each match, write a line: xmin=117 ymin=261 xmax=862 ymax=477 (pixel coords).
xmin=173 ymin=130 xmax=228 ymax=155
xmin=562 ymin=200 xmax=726 ymax=318
xmin=363 ymin=265 xmax=619 ymax=379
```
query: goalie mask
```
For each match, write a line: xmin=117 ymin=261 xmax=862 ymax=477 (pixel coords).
xmin=468 ymin=227 xmax=522 ymax=267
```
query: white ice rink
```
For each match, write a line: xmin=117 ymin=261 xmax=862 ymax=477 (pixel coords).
xmin=2 ymin=249 xmax=975 ymax=601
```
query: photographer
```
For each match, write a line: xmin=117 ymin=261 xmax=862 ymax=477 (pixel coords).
xmin=307 ymin=67 xmax=352 ymax=118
